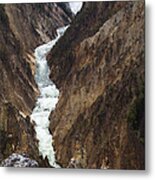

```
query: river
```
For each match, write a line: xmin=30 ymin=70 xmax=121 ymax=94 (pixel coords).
xmin=30 ymin=2 xmax=82 ymax=167
xmin=30 ymin=26 xmax=68 ymax=167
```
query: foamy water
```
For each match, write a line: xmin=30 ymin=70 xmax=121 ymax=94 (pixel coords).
xmin=30 ymin=26 xmax=68 ymax=167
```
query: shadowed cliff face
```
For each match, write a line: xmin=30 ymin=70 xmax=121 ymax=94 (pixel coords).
xmin=0 ymin=3 xmax=72 ymax=164
xmin=48 ymin=1 xmax=145 ymax=169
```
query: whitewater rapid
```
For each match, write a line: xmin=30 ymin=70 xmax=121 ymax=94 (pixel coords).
xmin=30 ymin=26 xmax=68 ymax=167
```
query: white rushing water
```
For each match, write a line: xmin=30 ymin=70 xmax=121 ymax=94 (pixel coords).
xmin=30 ymin=26 xmax=68 ymax=167
xmin=69 ymin=2 xmax=83 ymax=14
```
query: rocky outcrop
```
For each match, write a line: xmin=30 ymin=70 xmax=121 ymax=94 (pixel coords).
xmin=48 ymin=1 xmax=145 ymax=169
xmin=0 ymin=3 xmax=72 ymax=165
xmin=1 ymin=153 xmax=39 ymax=167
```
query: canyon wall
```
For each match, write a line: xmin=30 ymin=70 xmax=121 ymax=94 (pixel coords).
xmin=0 ymin=3 xmax=72 ymax=165
xmin=48 ymin=1 xmax=145 ymax=169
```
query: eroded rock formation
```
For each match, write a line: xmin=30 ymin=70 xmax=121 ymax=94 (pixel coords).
xmin=0 ymin=3 xmax=72 ymax=165
xmin=48 ymin=1 xmax=145 ymax=169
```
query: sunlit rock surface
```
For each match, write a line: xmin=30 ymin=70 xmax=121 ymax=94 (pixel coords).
xmin=48 ymin=1 xmax=145 ymax=169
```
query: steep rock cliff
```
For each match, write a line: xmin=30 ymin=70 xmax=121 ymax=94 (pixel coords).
xmin=0 ymin=3 xmax=72 ymax=164
xmin=48 ymin=1 xmax=145 ymax=169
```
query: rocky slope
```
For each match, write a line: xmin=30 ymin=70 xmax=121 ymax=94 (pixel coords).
xmin=0 ymin=3 xmax=72 ymax=165
xmin=48 ymin=1 xmax=145 ymax=169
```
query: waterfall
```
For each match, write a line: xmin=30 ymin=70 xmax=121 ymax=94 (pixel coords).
xmin=30 ymin=26 xmax=68 ymax=167
xmin=69 ymin=2 xmax=83 ymax=14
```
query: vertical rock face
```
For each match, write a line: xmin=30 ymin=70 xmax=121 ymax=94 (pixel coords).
xmin=0 ymin=103 xmax=42 ymax=165
xmin=0 ymin=3 xmax=72 ymax=165
xmin=48 ymin=1 xmax=145 ymax=169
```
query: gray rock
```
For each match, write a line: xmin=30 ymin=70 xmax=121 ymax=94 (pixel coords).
xmin=1 ymin=153 xmax=39 ymax=167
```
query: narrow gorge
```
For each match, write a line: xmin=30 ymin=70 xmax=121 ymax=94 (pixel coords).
xmin=0 ymin=1 xmax=145 ymax=169
xmin=0 ymin=2 xmax=74 ymax=167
